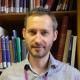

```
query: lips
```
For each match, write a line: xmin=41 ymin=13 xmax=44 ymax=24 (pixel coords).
xmin=31 ymin=45 xmax=45 ymax=48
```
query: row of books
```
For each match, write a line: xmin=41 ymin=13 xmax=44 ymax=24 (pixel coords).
xmin=51 ymin=15 xmax=77 ymax=67
xmin=63 ymin=30 xmax=77 ymax=67
xmin=0 ymin=30 xmax=27 ymax=69
xmin=0 ymin=0 xmax=76 ymax=13
xmin=52 ymin=30 xmax=77 ymax=67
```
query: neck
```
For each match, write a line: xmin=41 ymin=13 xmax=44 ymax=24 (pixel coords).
xmin=28 ymin=53 xmax=50 ymax=74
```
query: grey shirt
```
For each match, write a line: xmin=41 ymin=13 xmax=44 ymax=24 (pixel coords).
xmin=0 ymin=54 xmax=80 ymax=80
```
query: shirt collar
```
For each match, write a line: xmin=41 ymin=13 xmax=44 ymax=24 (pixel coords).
xmin=24 ymin=52 xmax=59 ymax=70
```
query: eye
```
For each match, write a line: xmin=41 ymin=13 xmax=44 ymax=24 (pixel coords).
xmin=41 ymin=30 xmax=49 ymax=36
xmin=28 ymin=29 xmax=36 ymax=36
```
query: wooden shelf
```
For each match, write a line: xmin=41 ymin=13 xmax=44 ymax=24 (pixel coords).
xmin=0 ymin=10 xmax=76 ymax=22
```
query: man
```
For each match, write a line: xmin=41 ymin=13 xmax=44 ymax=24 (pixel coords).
xmin=0 ymin=8 xmax=80 ymax=80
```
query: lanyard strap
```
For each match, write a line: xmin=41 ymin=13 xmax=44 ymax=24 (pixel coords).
xmin=24 ymin=70 xmax=48 ymax=80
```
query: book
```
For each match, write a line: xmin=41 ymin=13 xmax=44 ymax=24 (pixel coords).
xmin=15 ymin=37 xmax=21 ymax=62
xmin=15 ymin=0 xmax=19 ymax=13
xmin=8 ymin=0 xmax=12 ymax=13
xmin=56 ymin=0 xmax=64 ymax=11
xmin=0 ymin=26 xmax=5 ymax=37
xmin=62 ymin=0 xmax=69 ymax=11
xmin=1 ymin=0 xmax=5 ymax=12
xmin=30 ymin=0 xmax=34 ymax=11
xmin=0 ymin=0 xmax=1 ymax=12
xmin=21 ymin=40 xmax=27 ymax=61
xmin=67 ymin=35 xmax=73 ymax=65
xmin=44 ymin=0 xmax=55 ymax=10
xmin=19 ymin=0 xmax=24 ymax=13
xmin=11 ymin=0 xmax=15 ymax=12
xmin=5 ymin=36 xmax=11 ymax=67
xmin=63 ymin=30 xmax=72 ymax=63
xmin=35 ymin=0 xmax=40 ymax=8
xmin=11 ymin=36 xmax=17 ymax=63
xmin=5 ymin=0 xmax=8 ymax=13
xmin=1 ymin=36 xmax=7 ymax=68
xmin=0 ymin=38 xmax=3 ymax=68
xmin=68 ymin=0 xmax=74 ymax=10
xmin=71 ymin=36 xmax=77 ymax=67
xmin=9 ymin=40 xmax=14 ymax=63
xmin=24 ymin=0 xmax=29 ymax=12
xmin=55 ymin=16 xmax=69 ymax=61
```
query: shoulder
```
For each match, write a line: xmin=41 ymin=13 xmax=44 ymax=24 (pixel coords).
xmin=0 ymin=60 xmax=26 ymax=80
xmin=56 ymin=60 xmax=80 ymax=78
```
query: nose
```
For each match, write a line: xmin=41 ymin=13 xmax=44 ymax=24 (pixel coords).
xmin=34 ymin=32 xmax=42 ymax=44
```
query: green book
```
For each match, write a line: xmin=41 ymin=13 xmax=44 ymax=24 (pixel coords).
xmin=15 ymin=37 xmax=21 ymax=62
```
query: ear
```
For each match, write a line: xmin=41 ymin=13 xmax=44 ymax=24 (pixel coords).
xmin=22 ymin=28 xmax=26 ymax=39
xmin=53 ymin=30 xmax=58 ymax=41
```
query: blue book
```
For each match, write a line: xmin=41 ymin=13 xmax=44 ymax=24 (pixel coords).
xmin=12 ymin=36 xmax=17 ymax=63
xmin=12 ymin=29 xmax=17 ymax=38
xmin=20 ymin=0 xmax=24 ymax=12
xmin=5 ymin=36 xmax=11 ymax=67
xmin=21 ymin=40 xmax=27 ymax=60
xmin=1 ymin=36 xmax=7 ymax=68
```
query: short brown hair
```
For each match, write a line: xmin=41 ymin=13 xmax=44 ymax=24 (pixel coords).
xmin=24 ymin=8 xmax=58 ymax=31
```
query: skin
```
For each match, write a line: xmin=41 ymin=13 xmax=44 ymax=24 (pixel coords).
xmin=23 ymin=15 xmax=58 ymax=74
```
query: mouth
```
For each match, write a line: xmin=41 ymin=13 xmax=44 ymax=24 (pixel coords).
xmin=32 ymin=45 xmax=45 ymax=48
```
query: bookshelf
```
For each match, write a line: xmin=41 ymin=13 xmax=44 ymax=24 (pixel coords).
xmin=77 ymin=0 xmax=80 ymax=70
xmin=0 ymin=0 xmax=79 ymax=74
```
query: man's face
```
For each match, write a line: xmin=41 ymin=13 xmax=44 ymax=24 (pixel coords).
xmin=23 ymin=15 xmax=57 ymax=58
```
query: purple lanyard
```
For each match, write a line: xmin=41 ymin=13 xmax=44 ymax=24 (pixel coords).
xmin=24 ymin=70 xmax=48 ymax=80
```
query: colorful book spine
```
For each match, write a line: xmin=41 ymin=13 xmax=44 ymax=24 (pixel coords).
xmin=9 ymin=40 xmax=14 ymax=63
xmin=21 ymin=40 xmax=27 ymax=60
xmin=12 ymin=29 xmax=17 ymax=38
xmin=20 ymin=0 xmax=24 ymax=13
xmin=15 ymin=37 xmax=21 ymax=62
xmin=0 ymin=38 xmax=3 ymax=68
xmin=44 ymin=0 xmax=55 ymax=10
xmin=71 ymin=36 xmax=77 ymax=67
xmin=5 ymin=36 xmax=11 ymax=67
xmin=11 ymin=36 xmax=17 ymax=63
xmin=55 ymin=16 xmax=69 ymax=61
xmin=67 ymin=35 xmax=73 ymax=65
xmin=15 ymin=0 xmax=19 ymax=13
xmin=1 ymin=36 xmax=7 ymax=68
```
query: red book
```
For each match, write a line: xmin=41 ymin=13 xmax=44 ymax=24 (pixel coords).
xmin=55 ymin=16 xmax=69 ymax=61
xmin=44 ymin=0 xmax=55 ymax=10
xmin=35 ymin=0 xmax=40 ymax=8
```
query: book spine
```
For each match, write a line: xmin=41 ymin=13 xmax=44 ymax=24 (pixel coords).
xmin=19 ymin=0 xmax=24 ymax=13
xmin=55 ymin=16 xmax=69 ymax=61
xmin=71 ymin=36 xmax=77 ymax=66
xmin=0 ymin=0 xmax=1 ymax=12
xmin=35 ymin=0 xmax=40 ymax=8
xmin=11 ymin=36 xmax=17 ymax=63
xmin=30 ymin=0 xmax=34 ymax=11
xmin=1 ymin=36 xmax=7 ymax=68
xmin=44 ymin=0 xmax=54 ymax=10
xmin=15 ymin=37 xmax=21 ymax=62
xmin=8 ymin=0 xmax=12 ymax=13
xmin=0 ymin=38 xmax=3 ymax=68
xmin=67 ymin=35 xmax=73 ymax=65
xmin=9 ymin=40 xmax=14 ymax=63
xmin=15 ymin=0 xmax=20 ymax=13
xmin=5 ymin=0 xmax=8 ymax=13
xmin=21 ymin=40 xmax=27 ymax=60
xmin=63 ymin=30 xmax=72 ymax=63
xmin=12 ymin=29 xmax=17 ymax=38
xmin=1 ymin=0 xmax=5 ymax=13
xmin=5 ymin=36 xmax=11 ymax=67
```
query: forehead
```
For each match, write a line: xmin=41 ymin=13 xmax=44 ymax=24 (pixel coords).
xmin=26 ymin=15 xmax=53 ymax=29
